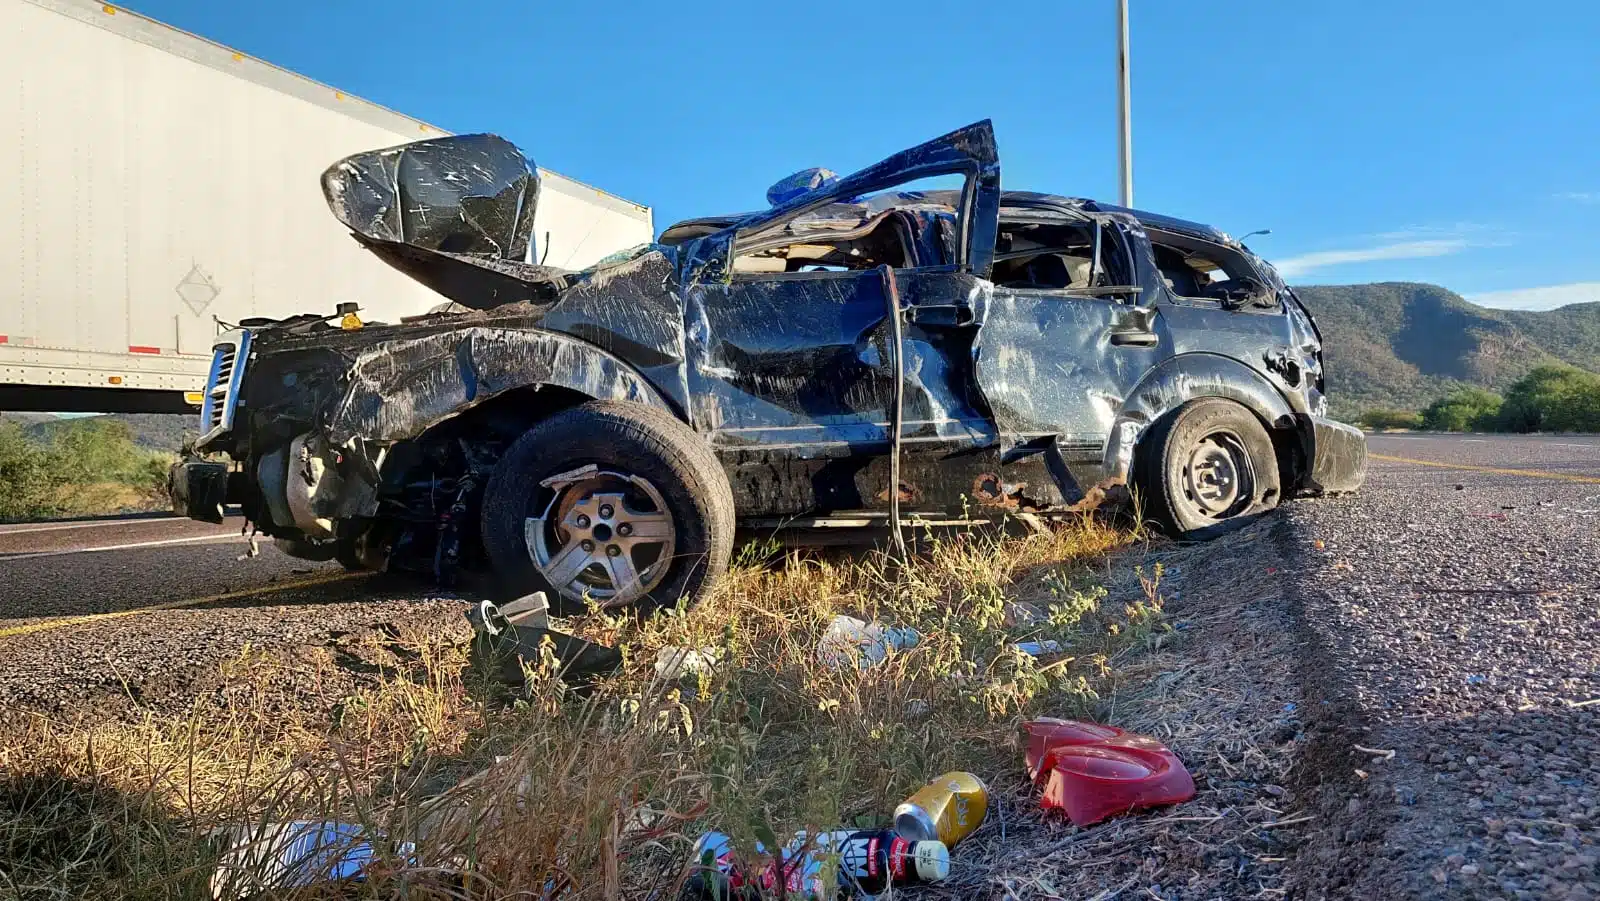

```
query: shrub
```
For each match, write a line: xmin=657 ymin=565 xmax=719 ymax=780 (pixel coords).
xmin=0 ymin=422 xmax=67 ymax=520
xmin=1421 ymin=388 xmax=1503 ymax=432
xmin=0 ymin=418 xmax=172 ymax=520
xmin=1497 ymin=365 xmax=1600 ymax=432
xmin=1358 ymin=409 xmax=1423 ymax=430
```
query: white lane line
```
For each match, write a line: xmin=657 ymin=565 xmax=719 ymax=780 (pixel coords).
xmin=0 ymin=518 xmax=187 ymax=536
xmin=0 ymin=534 xmax=240 ymax=562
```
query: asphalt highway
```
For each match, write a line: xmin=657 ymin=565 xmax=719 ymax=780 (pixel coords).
xmin=0 ymin=515 xmax=456 ymax=718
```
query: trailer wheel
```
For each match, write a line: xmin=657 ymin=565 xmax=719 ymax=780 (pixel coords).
xmin=1135 ymin=398 xmax=1282 ymax=540
xmin=480 ymin=401 xmax=735 ymax=615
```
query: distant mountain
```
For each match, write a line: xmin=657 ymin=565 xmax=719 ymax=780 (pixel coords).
xmin=0 ymin=412 xmax=196 ymax=453
xmin=1293 ymin=282 xmax=1600 ymax=417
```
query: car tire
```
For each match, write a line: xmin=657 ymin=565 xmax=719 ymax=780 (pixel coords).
xmin=1135 ymin=398 xmax=1282 ymax=540
xmin=480 ymin=400 xmax=735 ymax=615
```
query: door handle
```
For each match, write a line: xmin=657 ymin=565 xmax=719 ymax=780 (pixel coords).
xmin=1108 ymin=307 xmax=1159 ymax=347
xmin=1109 ymin=329 xmax=1158 ymax=347
xmin=905 ymin=303 xmax=974 ymax=327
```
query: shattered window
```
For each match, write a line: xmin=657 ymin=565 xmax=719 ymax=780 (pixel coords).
xmin=991 ymin=222 xmax=1128 ymax=293
xmin=1150 ymin=233 xmax=1275 ymax=308
xmin=731 ymin=211 xmax=915 ymax=274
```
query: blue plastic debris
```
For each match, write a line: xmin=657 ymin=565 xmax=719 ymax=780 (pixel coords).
xmin=1466 ymin=674 xmax=1488 ymax=686
xmin=210 ymin=820 xmax=413 ymax=899
xmin=766 ymin=168 xmax=840 ymax=206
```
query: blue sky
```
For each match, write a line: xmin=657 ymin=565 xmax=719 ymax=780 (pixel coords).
xmin=124 ymin=0 xmax=1600 ymax=311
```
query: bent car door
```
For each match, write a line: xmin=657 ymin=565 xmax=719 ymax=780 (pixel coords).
xmin=972 ymin=209 xmax=1167 ymax=500
xmin=679 ymin=120 xmax=1001 ymax=517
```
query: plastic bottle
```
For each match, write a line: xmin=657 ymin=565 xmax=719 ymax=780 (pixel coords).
xmin=653 ymin=646 xmax=721 ymax=680
xmin=817 ymin=615 xmax=921 ymax=669
xmin=832 ymin=829 xmax=949 ymax=894
xmin=1013 ymin=640 xmax=1063 ymax=656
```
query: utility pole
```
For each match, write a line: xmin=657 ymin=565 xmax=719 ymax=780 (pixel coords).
xmin=1116 ymin=0 xmax=1134 ymax=207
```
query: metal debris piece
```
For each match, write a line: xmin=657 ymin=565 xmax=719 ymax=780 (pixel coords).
xmin=466 ymin=597 xmax=620 ymax=686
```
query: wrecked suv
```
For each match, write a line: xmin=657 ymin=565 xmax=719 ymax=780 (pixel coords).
xmin=171 ymin=120 xmax=1365 ymax=613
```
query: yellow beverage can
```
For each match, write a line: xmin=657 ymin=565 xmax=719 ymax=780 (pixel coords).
xmin=893 ymin=771 xmax=989 ymax=849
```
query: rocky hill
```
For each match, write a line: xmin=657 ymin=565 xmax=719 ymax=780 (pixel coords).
xmin=1293 ymin=282 xmax=1600 ymax=416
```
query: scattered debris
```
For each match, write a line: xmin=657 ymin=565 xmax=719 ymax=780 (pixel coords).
xmin=1353 ymin=744 xmax=1397 ymax=761
xmin=466 ymin=596 xmax=621 ymax=686
xmin=687 ymin=828 xmax=949 ymax=899
xmin=654 ymin=645 xmax=721 ymax=680
xmin=466 ymin=592 xmax=550 ymax=633
xmin=1002 ymin=601 xmax=1045 ymax=627
xmin=817 ymin=615 xmax=920 ymax=670
xmin=209 ymin=820 xmax=412 ymax=900
xmin=893 ymin=772 xmax=989 ymax=849
xmin=1014 ymin=639 xmax=1063 ymax=656
xmin=1022 ymin=718 xmax=1197 ymax=827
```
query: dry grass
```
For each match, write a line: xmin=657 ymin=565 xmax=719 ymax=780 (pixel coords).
xmin=954 ymin=521 xmax=1309 ymax=900
xmin=0 ymin=515 xmax=1185 ymax=900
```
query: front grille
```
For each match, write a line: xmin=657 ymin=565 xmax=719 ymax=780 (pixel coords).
xmin=197 ymin=329 xmax=250 ymax=449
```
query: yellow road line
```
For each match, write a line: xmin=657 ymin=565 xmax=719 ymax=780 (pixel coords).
xmin=1370 ymin=453 xmax=1600 ymax=485
xmin=0 ymin=571 xmax=368 ymax=640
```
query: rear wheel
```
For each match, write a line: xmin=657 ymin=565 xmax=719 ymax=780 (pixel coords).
xmin=1135 ymin=398 xmax=1282 ymax=540
xmin=480 ymin=401 xmax=735 ymax=614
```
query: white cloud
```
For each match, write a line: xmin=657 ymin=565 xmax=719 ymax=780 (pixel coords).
xmin=1554 ymin=191 xmax=1600 ymax=204
xmin=1272 ymin=239 xmax=1470 ymax=279
xmin=1469 ymin=282 xmax=1600 ymax=312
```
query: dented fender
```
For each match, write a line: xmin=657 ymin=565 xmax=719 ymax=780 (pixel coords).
xmin=1103 ymin=352 xmax=1298 ymax=484
xmin=324 ymin=326 xmax=671 ymax=447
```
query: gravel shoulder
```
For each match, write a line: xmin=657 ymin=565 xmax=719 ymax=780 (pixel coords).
xmin=1282 ymin=437 xmax=1600 ymax=900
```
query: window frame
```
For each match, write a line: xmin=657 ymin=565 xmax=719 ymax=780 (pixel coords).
xmin=1146 ymin=228 xmax=1280 ymax=312
xmin=989 ymin=216 xmax=1143 ymax=304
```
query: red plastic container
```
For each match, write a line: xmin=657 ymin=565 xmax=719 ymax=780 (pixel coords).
xmin=1022 ymin=718 xmax=1196 ymax=827
xmin=1022 ymin=718 xmax=1126 ymax=781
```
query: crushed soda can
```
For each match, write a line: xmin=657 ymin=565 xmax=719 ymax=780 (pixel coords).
xmin=893 ymin=771 xmax=989 ymax=849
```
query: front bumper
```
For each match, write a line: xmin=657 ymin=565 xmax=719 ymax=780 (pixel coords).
xmin=168 ymin=460 xmax=234 ymax=523
xmin=1305 ymin=416 xmax=1367 ymax=494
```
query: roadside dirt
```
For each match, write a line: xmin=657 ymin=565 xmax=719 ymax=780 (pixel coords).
xmin=921 ymin=517 xmax=1332 ymax=898
xmin=4 ymin=499 xmax=1520 ymax=899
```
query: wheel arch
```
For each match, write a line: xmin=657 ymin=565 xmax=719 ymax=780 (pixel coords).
xmin=324 ymin=325 xmax=678 ymax=449
xmin=1105 ymin=352 xmax=1306 ymax=488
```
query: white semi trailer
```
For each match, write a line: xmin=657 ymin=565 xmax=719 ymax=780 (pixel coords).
xmin=0 ymin=0 xmax=653 ymax=413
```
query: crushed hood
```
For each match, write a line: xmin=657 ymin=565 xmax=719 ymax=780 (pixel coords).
xmin=322 ymin=135 xmax=565 ymax=310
